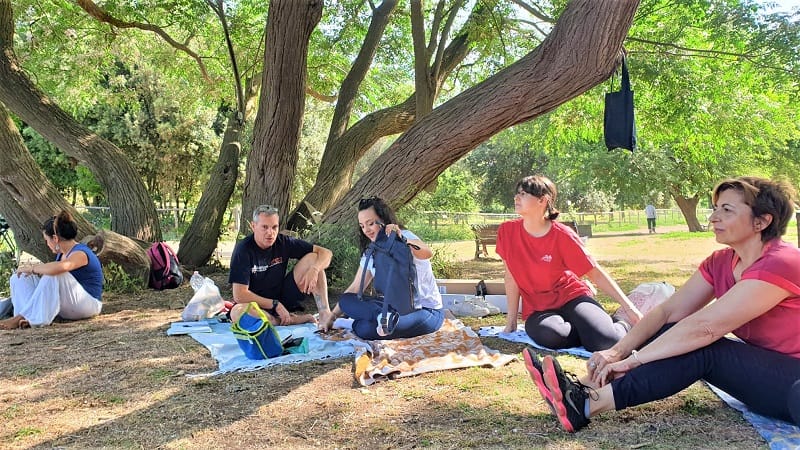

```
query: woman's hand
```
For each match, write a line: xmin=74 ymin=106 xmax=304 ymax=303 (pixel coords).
xmin=587 ymin=348 xmax=624 ymax=385
xmin=16 ymin=265 xmax=35 ymax=277
xmin=384 ymin=223 xmax=401 ymax=236
xmin=503 ymin=319 xmax=517 ymax=333
xmin=595 ymin=355 xmax=642 ymax=386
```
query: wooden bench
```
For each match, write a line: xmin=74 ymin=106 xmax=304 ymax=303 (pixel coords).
xmin=470 ymin=223 xmax=500 ymax=259
xmin=470 ymin=221 xmax=586 ymax=259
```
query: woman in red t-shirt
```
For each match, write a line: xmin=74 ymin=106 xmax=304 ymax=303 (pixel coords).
xmin=524 ymin=176 xmax=800 ymax=432
xmin=496 ymin=175 xmax=641 ymax=351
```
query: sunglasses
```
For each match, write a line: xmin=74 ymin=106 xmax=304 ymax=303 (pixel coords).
xmin=358 ymin=196 xmax=380 ymax=209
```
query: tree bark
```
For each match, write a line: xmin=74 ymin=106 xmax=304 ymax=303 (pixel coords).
xmin=324 ymin=0 xmax=641 ymax=226
xmin=411 ymin=0 xmax=433 ymax=118
xmin=0 ymin=102 xmax=96 ymax=261
xmin=178 ymin=114 xmax=241 ymax=268
xmin=83 ymin=230 xmax=150 ymax=286
xmin=671 ymin=191 xmax=704 ymax=232
xmin=0 ymin=0 xmax=161 ymax=242
xmin=240 ymin=0 xmax=322 ymax=231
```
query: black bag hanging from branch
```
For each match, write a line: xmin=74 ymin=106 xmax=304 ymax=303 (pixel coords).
xmin=604 ymin=56 xmax=637 ymax=152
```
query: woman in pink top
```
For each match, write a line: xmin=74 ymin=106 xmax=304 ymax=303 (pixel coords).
xmin=496 ymin=175 xmax=641 ymax=351
xmin=524 ymin=176 xmax=800 ymax=432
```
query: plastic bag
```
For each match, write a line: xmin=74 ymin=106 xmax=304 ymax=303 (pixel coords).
xmin=181 ymin=277 xmax=225 ymax=321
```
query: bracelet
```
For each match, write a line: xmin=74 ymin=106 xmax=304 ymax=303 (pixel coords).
xmin=631 ymin=349 xmax=643 ymax=365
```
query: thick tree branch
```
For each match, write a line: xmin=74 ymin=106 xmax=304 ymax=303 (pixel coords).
xmin=75 ymin=0 xmax=212 ymax=83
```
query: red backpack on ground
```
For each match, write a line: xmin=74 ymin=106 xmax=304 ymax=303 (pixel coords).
xmin=147 ymin=242 xmax=184 ymax=290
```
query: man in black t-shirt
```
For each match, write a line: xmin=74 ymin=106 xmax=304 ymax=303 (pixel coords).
xmin=228 ymin=205 xmax=332 ymax=328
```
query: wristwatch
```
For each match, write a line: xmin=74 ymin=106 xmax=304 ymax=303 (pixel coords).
xmin=272 ymin=299 xmax=279 ymax=309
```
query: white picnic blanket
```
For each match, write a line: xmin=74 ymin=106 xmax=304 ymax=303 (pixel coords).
xmin=180 ymin=319 xmax=359 ymax=377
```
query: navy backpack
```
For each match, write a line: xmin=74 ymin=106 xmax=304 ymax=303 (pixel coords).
xmin=358 ymin=225 xmax=419 ymax=335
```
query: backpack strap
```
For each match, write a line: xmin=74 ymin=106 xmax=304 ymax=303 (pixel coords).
xmin=358 ymin=246 xmax=375 ymax=300
xmin=157 ymin=243 xmax=171 ymax=277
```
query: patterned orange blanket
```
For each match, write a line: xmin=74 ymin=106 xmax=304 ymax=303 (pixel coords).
xmin=346 ymin=317 xmax=516 ymax=386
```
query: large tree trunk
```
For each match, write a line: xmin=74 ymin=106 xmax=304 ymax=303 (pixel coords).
xmin=0 ymin=102 xmax=95 ymax=261
xmin=671 ymin=191 xmax=704 ymax=232
xmin=0 ymin=0 xmax=160 ymax=241
xmin=1 ymin=102 xmax=152 ymax=284
xmin=177 ymin=114 xmax=241 ymax=268
xmin=241 ymin=0 xmax=322 ymax=231
xmin=324 ymin=0 xmax=641 ymax=225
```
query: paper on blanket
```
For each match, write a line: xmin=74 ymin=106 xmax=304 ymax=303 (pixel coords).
xmin=167 ymin=321 xmax=212 ymax=335
xmin=478 ymin=325 xmax=592 ymax=359
xmin=354 ymin=318 xmax=516 ymax=386
xmin=186 ymin=320 xmax=360 ymax=377
xmin=707 ymin=383 xmax=800 ymax=450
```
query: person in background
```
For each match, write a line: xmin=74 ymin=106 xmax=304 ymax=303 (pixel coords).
xmin=645 ymin=203 xmax=657 ymax=234
xmin=524 ymin=176 xmax=800 ymax=431
xmin=228 ymin=205 xmax=332 ymax=327
xmin=318 ymin=197 xmax=444 ymax=340
xmin=0 ymin=211 xmax=103 ymax=330
xmin=497 ymin=175 xmax=641 ymax=351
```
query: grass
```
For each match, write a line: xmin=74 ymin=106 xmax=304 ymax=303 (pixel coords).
xmin=0 ymin=223 xmax=774 ymax=449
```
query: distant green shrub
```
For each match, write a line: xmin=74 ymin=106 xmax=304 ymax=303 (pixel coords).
xmin=405 ymin=223 xmax=473 ymax=241
xmin=103 ymin=262 xmax=145 ymax=294
xmin=0 ymin=252 xmax=13 ymax=297
xmin=430 ymin=245 xmax=463 ymax=279
xmin=306 ymin=223 xmax=361 ymax=290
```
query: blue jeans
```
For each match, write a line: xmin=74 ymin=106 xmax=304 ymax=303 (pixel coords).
xmin=338 ymin=293 xmax=445 ymax=340
xmin=612 ymin=324 xmax=800 ymax=424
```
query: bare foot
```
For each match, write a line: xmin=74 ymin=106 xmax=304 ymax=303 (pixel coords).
xmin=288 ymin=313 xmax=317 ymax=326
xmin=0 ymin=315 xmax=26 ymax=330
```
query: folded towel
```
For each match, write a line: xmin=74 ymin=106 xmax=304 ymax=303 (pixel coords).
xmin=184 ymin=319 xmax=360 ymax=376
xmin=477 ymin=325 xmax=592 ymax=358
xmin=353 ymin=318 xmax=516 ymax=386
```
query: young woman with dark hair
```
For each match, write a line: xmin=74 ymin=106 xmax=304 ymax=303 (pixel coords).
xmin=0 ymin=210 xmax=103 ymax=329
xmin=318 ymin=197 xmax=444 ymax=340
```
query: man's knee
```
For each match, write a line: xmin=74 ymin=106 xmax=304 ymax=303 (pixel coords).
xmin=293 ymin=252 xmax=322 ymax=278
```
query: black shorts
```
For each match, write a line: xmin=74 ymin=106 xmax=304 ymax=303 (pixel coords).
xmin=269 ymin=270 xmax=306 ymax=313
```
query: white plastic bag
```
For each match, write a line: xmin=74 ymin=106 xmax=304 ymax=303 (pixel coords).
xmin=615 ymin=281 xmax=676 ymax=323
xmin=181 ymin=277 xmax=225 ymax=321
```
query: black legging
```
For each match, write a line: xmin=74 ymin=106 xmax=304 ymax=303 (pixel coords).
xmin=524 ymin=295 xmax=628 ymax=352
xmin=612 ymin=325 xmax=800 ymax=425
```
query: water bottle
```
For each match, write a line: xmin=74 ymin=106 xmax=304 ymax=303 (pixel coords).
xmin=190 ymin=271 xmax=204 ymax=292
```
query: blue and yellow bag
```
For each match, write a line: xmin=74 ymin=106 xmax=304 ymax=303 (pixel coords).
xmin=230 ymin=303 xmax=284 ymax=359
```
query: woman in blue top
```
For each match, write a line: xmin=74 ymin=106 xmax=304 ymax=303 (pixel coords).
xmin=0 ymin=211 xmax=103 ymax=329
xmin=319 ymin=197 xmax=444 ymax=339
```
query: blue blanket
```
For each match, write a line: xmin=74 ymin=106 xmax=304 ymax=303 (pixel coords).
xmin=183 ymin=319 xmax=359 ymax=376
xmin=479 ymin=325 xmax=800 ymax=448
xmin=477 ymin=325 xmax=591 ymax=358
xmin=707 ymin=384 xmax=800 ymax=450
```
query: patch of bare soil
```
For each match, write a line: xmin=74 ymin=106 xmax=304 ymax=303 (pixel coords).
xmin=0 ymin=240 xmax=766 ymax=449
